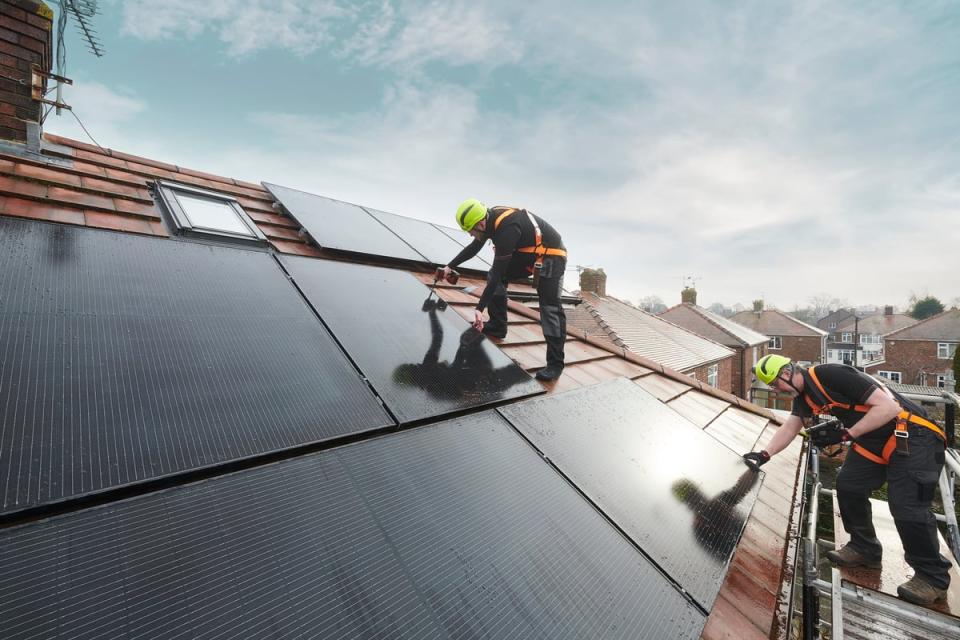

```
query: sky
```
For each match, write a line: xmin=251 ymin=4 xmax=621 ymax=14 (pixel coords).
xmin=46 ymin=0 xmax=960 ymax=311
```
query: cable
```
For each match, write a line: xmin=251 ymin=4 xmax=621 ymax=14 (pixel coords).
xmin=69 ymin=108 xmax=107 ymax=154
xmin=40 ymin=104 xmax=54 ymax=126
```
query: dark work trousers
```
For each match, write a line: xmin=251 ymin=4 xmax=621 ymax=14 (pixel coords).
xmin=485 ymin=256 xmax=567 ymax=368
xmin=835 ymin=425 xmax=952 ymax=588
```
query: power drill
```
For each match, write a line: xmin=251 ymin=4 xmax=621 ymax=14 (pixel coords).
xmin=435 ymin=267 xmax=460 ymax=285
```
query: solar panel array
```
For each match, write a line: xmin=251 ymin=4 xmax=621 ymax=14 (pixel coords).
xmin=264 ymin=182 xmax=490 ymax=271
xmin=498 ymin=377 xmax=763 ymax=610
xmin=279 ymin=255 xmax=543 ymax=423
xmin=0 ymin=218 xmax=393 ymax=515
xmin=0 ymin=210 xmax=770 ymax=637
xmin=0 ymin=413 xmax=706 ymax=639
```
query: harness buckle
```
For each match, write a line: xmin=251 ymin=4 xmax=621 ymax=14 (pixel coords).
xmin=894 ymin=429 xmax=909 ymax=439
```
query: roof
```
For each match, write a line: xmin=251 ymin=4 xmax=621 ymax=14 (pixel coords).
xmin=883 ymin=309 xmax=960 ymax=341
xmin=0 ymin=132 xmax=806 ymax=640
xmin=660 ymin=303 xmax=769 ymax=347
xmin=835 ymin=313 xmax=917 ymax=336
xmin=1 ymin=133 xmax=320 ymax=257
xmin=816 ymin=308 xmax=856 ymax=330
xmin=565 ymin=292 xmax=735 ymax=372
xmin=731 ymin=309 xmax=828 ymax=338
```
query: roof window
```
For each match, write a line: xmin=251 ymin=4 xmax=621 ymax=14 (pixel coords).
xmin=156 ymin=181 xmax=266 ymax=245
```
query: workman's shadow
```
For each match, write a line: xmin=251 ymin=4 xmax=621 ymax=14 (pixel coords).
xmin=671 ymin=469 xmax=760 ymax=561
xmin=392 ymin=303 xmax=531 ymax=402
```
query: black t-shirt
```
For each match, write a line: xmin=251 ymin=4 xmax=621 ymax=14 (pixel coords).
xmin=449 ymin=207 xmax=565 ymax=311
xmin=791 ymin=364 xmax=926 ymax=449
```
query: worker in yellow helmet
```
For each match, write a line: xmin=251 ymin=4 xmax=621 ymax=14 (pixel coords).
xmin=437 ymin=199 xmax=568 ymax=381
xmin=744 ymin=354 xmax=951 ymax=605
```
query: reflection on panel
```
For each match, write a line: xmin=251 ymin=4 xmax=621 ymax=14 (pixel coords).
xmin=0 ymin=412 xmax=705 ymax=639
xmin=498 ymin=377 xmax=763 ymax=610
xmin=280 ymin=255 xmax=543 ymax=423
xmin=363 ymin=207 xmax=490 ymax=272
xmin=0 ymin=218 xmax=393 ymax=515
xmin=263 ymin=182 xmax=426 ymax=261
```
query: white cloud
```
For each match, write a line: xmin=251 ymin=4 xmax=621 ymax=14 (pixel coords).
xmin=43 ymin=80 xmax=146 ymax=150
xmin=120 ymin=0 xmax=345 ymax=56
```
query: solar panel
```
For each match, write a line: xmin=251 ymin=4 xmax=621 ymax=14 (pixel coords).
xmin=0 ymin=218 xmax=393 ymax=516
xmin=279 ymin=255 xmax=543 ymax=423
xmin=363 ymin=206 xmax=491 ymax=272
xmin=498 ymin=377 xmax=763 ymax=610
xmin=0 ymin=412 xmax=706 ymax=639
xmin=263 ymin=182 xmax=427 ymax=262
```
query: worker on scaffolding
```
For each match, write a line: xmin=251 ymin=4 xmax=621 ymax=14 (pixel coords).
xmin=743 ymin=354 xmax=952 ymax=606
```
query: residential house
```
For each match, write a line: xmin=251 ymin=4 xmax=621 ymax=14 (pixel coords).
xmin=816 ymin=308 xmax=857 ymax=341
xmin=865 ymin=309 xmax=960 ymax=389
xmin=0 ymin=5 xmax=805 ymax=638
xmin=659 ymin=293 xmax=770 ymax=402
xmin=567 ymin=276 xmax=736 ymax=393
xmin=731 ymin=304 xmax=828 ymax=410
xmin=826 ymin=306 xmax=917 ymax=367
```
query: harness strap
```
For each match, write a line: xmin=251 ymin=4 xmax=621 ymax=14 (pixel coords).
xmin=491 ymin=208 xmax=567 ymax=265
xmin=806 ymin=365 xmax=946 ymax=465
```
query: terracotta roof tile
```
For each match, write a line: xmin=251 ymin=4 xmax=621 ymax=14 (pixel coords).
xmin=111 ymin=198 xmax=160 ymax=219
xmin=84 ymin=210 xmax=159 ymax=236
xmin=0 ymin=172 xmax=47 ymax=198
xmin=80 ymin=176 xmax=151 ymax=200
xmin=731 ymin=309 xmax=827 ymax=338
xmin=701 ymin=593 xmax=770 ymax=640
xmin=883 ymin=308 xmax=960 ymax=341
xmin=1 ymin=195 xmax=85 ymax=225
xmin=46 ymin=185 xmax=116 ymax=211
xmin=720 ymin=554 xmax=779 ymax=630
xmin=13 ymin=161 xmax=82 ymax=187
xmin=633 ymin=373 xmax=690 ymax=401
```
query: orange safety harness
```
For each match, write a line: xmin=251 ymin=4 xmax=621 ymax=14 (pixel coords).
xmin=493 ymin=208 xmax=567 ymax=273
xmin=804 ymin=365 xmax=946 ymax=464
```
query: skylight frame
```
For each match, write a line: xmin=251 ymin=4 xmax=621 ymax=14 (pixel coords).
xmin=155 ymin=181 xmax=267 ymax=245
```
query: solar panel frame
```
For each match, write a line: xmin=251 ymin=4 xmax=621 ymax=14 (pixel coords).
xmin=0 ymin=218 xmax=394 ymax=516
xmin=498 ymin=377 xmax=764 ymax=611
xmin=262 ymin=182 xmax=428 ymax=262
xmin=279 ymin=255 xmax=544 ymax=423
xmin=363 ymin=206 xmax=491 ymax=272
xmin=0 ymin=412 xmax=706 ymax=639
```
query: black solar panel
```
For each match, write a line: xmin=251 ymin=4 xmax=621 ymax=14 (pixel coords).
xmin=0 ymin=218 xmax=393 ymax=516
xmin=498 ymin=377 xmax=763 ymax=610
xmin=279 ymin=255 xmax=543 ymax=423
xmin=0 ymin=412 xmax=705 ymax=639
xmin=363 ymin=206 xmax=491 ymax=272
xmin=263 ymin=182 xmax=427 ymax=262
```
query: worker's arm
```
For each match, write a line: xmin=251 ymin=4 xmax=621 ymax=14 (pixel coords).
xmin=447 ymin=238 xmax=484 ymax=269
xmin=847 ymin=388 xmax=901 ymax=438
xmin=474 ymin=226 xmax=521 ymax=312
xmin=763 ymin=414 xmax=806 ymax=457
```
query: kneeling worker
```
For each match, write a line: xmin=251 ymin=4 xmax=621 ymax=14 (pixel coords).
xmin=438 ymin=199 xmax=567 ymax=381
xmin=743 ymin=354 xmax=951 ymax=605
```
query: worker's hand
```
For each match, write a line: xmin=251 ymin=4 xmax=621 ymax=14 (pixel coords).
xmin=743 ymin=450 xmax=770 ymax=471
xmin=472 ymin=309 xmax=485 ymax=331
xmin=437 ymin=265 xmax=452 ymax=283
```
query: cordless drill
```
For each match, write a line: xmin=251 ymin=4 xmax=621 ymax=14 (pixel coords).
xmin=435 ymin=267 xmax=460 ymax=285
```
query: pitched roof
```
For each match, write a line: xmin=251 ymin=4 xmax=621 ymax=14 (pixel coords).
xmin=660 ymin=303 xmax=769 ymax=347
xmin=815 ymin=308 xmax=856 ymax=330
xmin=731 ymin=309 xmax=828 ymax=338
xmin=565 ymin=292 xmax=734 ymax=371
xmin=883 ymin=309 xmax=960 ymax=341
xmin=0 ymin=131 xmax=806 ymax=640
xmin=835 ymin=313 xmax=917 ymax=336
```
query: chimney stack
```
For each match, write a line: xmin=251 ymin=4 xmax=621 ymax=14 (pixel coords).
xmin=0 ymin=1 xmax=53 ymax=149
xmin=681 ymin=287 xmax=697 ymax=305
xmin=884 ymin=305 xmax=893 ymax=316
xmin=579 ymin=267 xmax=606 ymax=297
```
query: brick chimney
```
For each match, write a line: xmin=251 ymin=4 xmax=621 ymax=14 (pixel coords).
xmin=0 ymin=1 xmax=53 ymax=149
xmin=579 ymin=267 xmax=606 ymax=297
xmin=884 ymin=305 xmax=894 ymax=316
xmin=681 ymin=286 xmax=697 ymax=305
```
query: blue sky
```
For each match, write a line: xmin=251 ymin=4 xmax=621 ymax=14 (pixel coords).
xmin=47 ymin=0 xmax=960 ymax=311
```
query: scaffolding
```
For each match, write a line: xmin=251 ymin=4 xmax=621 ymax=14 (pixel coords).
xmin=796 ymin=393 xmax=960 ymax=639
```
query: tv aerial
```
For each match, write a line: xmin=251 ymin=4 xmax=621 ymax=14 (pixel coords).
xmin=36 ymin=2 xmax=105 ymax=117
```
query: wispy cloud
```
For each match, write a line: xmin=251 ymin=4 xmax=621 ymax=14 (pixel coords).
xmin=120 ymin=0 xmax=346 ymax=56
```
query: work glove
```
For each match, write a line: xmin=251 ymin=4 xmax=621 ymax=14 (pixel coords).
xmin=808 ymin=424 xmax=850 ymax=448
xmin=743 ymin=450 xmax=770 ymax=471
